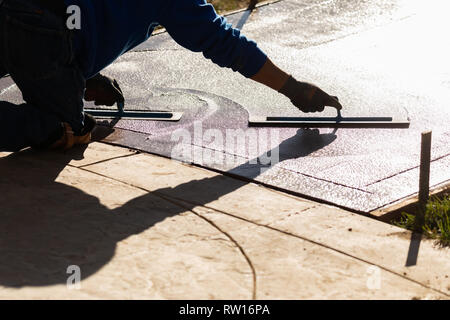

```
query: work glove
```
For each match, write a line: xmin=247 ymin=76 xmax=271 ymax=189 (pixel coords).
xmin=84 ymin=73 xmax=124 ymax=106
xmin=279 ymin=75 xmax=342 ymax=113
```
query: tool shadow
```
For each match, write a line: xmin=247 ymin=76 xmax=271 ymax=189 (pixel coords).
xmin=0 ymin=128 xmax=336 ymax=287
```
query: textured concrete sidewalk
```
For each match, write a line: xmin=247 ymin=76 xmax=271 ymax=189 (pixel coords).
xmin=0 ymin=143 xmax=448 ymax=299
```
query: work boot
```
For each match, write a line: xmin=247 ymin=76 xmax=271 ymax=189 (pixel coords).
xmin=51 ymin=113 xmax=96 ymax=150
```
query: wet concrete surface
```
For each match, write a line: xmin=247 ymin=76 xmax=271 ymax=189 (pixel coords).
xmin=1 ymin=0 xmax=449 ymax=212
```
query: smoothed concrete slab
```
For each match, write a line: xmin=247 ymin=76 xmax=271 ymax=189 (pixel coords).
xmin=91 ymin=0 xmax=450 ymax=212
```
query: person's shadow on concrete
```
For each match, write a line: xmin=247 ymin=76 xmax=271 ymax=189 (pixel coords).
xmin=0 ymin=128 xmax=336 ymax=287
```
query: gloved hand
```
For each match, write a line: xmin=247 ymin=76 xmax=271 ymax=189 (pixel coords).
xmin=84 ymin=73 xmax=124 ymax=106
xmin=279 ymin=75 xmax=342 ymax=113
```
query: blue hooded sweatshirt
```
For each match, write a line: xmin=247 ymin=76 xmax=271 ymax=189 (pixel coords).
xmin=64 ymin=0 xmax=268 ymax=79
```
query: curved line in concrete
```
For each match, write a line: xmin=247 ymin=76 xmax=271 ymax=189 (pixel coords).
xmin=77 ymin=164 xmax=258 ymax=299
xmin=113 ymin=87 xmax=250 ymax=137
xmin=186 ymin=210 xmax=258 ymax=300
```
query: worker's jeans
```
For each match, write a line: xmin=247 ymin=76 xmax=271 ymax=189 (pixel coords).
xmin=0 ymin=0 xmax=86 ymax=151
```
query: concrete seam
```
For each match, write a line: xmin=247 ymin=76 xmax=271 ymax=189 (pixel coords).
xmin=370 ymin=179 xmax=450 ymax=214
xmin=77 ymin=152 xmax=140 ymax=169
xmin=265 ymin=205 xmax=317 ymax=227
xmin=365 ymin=153 xmax=450 ymax=187
xmin=292 ymin=171 xmax=372 ymax=193
xmin=187 ymin=141 xmax=372 ymax=194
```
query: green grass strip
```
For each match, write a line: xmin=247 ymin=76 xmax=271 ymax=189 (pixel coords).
xmin=395 ymin=192 xmax=450 ymax=247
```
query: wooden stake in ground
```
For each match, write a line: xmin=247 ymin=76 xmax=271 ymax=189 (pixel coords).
xmin=418 ymin=131 xmax=432 ymax=225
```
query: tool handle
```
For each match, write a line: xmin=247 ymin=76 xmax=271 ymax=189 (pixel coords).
xmin=117 ymin=101 xmax=124 ymax=114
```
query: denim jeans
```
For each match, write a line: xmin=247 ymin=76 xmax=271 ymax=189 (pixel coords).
xmin=0 ymin=0 xmax=86 ymax=151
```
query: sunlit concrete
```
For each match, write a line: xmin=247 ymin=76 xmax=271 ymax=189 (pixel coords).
xmin=0 ymin=143 xmax=448 ymax=299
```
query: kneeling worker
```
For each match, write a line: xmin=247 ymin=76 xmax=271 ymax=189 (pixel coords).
xmin=0 ymin=0 xmax=342 ymax=151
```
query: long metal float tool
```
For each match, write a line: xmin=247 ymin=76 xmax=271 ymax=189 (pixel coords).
xmin=85 ymin=102 xmax=183 ymax=121
xmin=249 ymin=109 xmax=410 ymax=129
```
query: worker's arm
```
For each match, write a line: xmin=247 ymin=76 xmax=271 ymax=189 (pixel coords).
xmin=159 ymin=0 xmax=267 ymax=78
xmin=159 ymin=0 xmax=341 ymax=113
xmin=251 ymin=58 xmax=342 ymax=112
